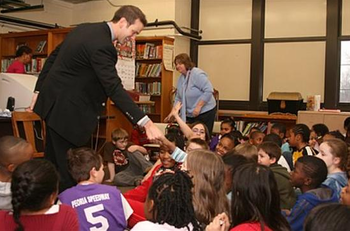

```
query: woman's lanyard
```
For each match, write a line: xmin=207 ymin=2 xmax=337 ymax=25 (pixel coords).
xmin=181 ymin=70 xmax=191 ymax=121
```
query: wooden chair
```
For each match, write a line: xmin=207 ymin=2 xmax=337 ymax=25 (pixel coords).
xmin=11 ymin=111 xmax=46 ymax=158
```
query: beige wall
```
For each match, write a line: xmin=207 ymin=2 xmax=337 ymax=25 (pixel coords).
xmin=265 ymin=0 xmax=326 ymax=38
xmin=199 ymin=0 xmax=252 ymax=40
xmin=263 ymin=42 xmax=326 ymax=102
xmin=198 ymin=0 xmax=328 ymax=102
xmin=198 ymin=44 xmax=251 ymax=101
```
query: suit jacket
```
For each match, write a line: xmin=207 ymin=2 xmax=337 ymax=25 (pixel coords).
xmin=34 ymin=22 xmax=144 ymax=146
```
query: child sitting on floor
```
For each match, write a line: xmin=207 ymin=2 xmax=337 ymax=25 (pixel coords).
xmin=249 ymin=130 xmax=265 ymax=147
xmin=258 ymin=141 xmax=296 ymax=209
xmin=186 ymin=138 xmax=209 ymax=152
xmin=131 ymin=170 xmax=201 ymax=231
xmin=289 ymin=124 xmax=317 ymax=169
xmin=103 ymin=128 xmax=152 ymax=186
xmin=0 ymin=159 xmax=79 ymax=231
xmin=124 ymin=132 xmax=185 ymax=227
xmin=316 ymin=138 xmax=348 ymax=200
xmin=0 ymin=136 xmax=33 ymax=211
xmin=209 ymin=118 xmax=235 ymax=151
xmin=59 ymin=147 xmax=132 ymax=231
xmin=285 ymin=156 xmax=338 ymax=231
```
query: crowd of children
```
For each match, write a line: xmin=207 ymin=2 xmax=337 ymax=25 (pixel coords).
xmin=1 ymin=116 xmax=350 ymax=231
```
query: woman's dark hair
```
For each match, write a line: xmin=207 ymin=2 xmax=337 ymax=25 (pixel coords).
xmin=11 ymin=159 xmax=59 ymax=231
xmin=221 ymin=118 xmax=236 ymax=130
xmin=311 ymin=123 xmax=329 ymax=137
xmin=174 ymin=53 xmax=195 ymax=71
xmin=111 ymin=5 xmax=147 ymax=26
xmin=292 ymin=124 xmax=310 ymax=143
xmin=148 ymin=170 xmax=201 ymax=231
xmin=231 ymin=163 xmax=290 ymax=231
xmin=304 ymin=203 xmax=350 ymax=231
xmin=67 ymin=147 xmax=102 ymax=183
xmin=15 ymin=46 xmax=32 ymax=58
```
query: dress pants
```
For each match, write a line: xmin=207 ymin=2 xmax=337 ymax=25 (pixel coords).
xmin=45 ymin=126 xmax=77 ymax=193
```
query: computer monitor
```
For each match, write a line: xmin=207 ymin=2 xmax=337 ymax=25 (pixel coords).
xmin=0 ymin=73 xmax=37 ymax=111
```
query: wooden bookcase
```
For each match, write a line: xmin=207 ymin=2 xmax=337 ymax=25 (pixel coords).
xmin=0 ymin=30 xmax=174 ymax=140
xmin=134 ymin=36 xmax=174 ymax=123
xmin=0 ymin=28 xmax=72 ymax=72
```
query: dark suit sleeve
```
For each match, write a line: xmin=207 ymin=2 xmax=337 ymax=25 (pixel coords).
xmin=90 ymin=44 xmax=145 ymax=124
xmin=34 ymin=43 xmax=62 ymax=92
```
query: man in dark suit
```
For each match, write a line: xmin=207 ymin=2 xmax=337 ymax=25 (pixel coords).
xmin=28 ymin=5 xmax=164 ymax=191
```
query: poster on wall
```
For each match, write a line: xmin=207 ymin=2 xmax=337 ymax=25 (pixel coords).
xmin=115 ymin=39 xmax=135 ymax=90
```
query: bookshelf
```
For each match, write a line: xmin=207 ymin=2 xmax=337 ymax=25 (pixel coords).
xmin=219 ymin=110 xmax=297 ymax=136
xmin=0 ymin=28 xmax=72 ymax=73
xmin=134 ymin=36 xmax=174 ymax=122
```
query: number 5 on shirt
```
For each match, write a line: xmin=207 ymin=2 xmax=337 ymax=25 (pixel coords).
xmin=84 ymin=204 xmax=109 ymax=231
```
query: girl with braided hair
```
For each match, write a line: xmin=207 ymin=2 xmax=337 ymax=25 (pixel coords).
xmin=0 ymin=159 xmax=79 ymax=231
xmin=132 ymin=170 xmax=202 ymax=231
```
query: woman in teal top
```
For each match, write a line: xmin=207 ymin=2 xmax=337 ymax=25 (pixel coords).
xmin=166 ymin=53 xmax=216 ymax=134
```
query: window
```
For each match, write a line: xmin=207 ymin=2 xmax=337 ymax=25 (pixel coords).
xmin=340 ymin=41 xmax=350 ymax=103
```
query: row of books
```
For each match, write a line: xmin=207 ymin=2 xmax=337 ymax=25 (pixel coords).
xmin=135 ymin=63 xmax=162 ymax=77
xmin=136 ymin=43 xmax=162 ymax=59
xmin=135 ymin=82 xmax=161 ymax=95
xmin=138 ymin=105 xmax=155 ymax=114
xmin=240 ymin=121 xmax=268 ymax=136
xmin=1 ymin=57 xmax=47 ymax=73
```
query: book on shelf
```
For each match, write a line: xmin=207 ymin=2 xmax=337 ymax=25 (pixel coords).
xmin=136 ymin=63 xmax=161 ymax=77
xmin=127 ymin=90 xmax=151 ymax=102
xmin=135 ymin=82 xmax=161 ymax=95
xmin=136 ymin=43 xmax=162 ymax=59
xmin=35 ymin=41 xmax=47 ymax=53
xmin=241 ymin=121 xmax=268 ymax=136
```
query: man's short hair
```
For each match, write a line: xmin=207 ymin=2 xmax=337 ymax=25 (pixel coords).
xmin=112 ymin=5 xmax=147 ymax=26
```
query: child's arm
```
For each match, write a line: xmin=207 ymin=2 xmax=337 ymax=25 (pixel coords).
xmin=170 ymin=102 xmax=195 ymax=140
xmin=159 ymin=135 xmax=187 ymax=163
xmin=105 ymin=162 xmax=115 ymax=182
xmin=127 ymin=145 xmax=148 ymax=155
xmin=142 ymin=159 xmax=161 ymax=183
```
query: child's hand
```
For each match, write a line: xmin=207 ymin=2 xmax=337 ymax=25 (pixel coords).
xmin=206 ymin=213 xmax=230 ymax=231
xmin=172 ymin=102 xmax=182 ymax=116
xmin=282 ymin=209 xmax=291 ymax=216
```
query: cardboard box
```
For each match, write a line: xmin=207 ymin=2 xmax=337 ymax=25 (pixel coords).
xmin=267 ymin=92 xmax=303 ymax=115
